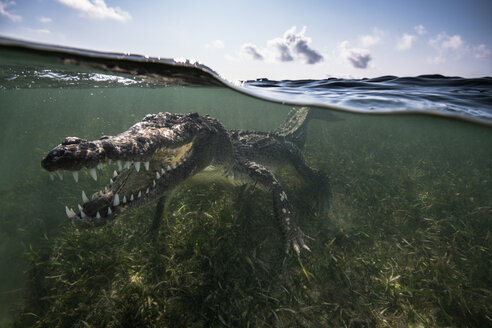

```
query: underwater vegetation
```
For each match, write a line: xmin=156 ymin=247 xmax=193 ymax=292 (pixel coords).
xmin=11 ymin=112 xmax=492 ymax=327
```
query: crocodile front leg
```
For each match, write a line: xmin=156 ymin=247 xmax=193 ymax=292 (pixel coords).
xmin=236 ymin=161 xmax=310 ymax=255
xmin=147 ymin=196 xmax=166 ymax=238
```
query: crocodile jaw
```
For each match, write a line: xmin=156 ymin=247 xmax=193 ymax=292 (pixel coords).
xmin=41 ymin=112 xmax=219 ymax=227
xmin=62 ymin=141 xmax=195 ymax=227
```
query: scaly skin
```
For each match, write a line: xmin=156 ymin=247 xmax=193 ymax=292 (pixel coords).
xmin=42 ymin=108 xmax=331 ymax=254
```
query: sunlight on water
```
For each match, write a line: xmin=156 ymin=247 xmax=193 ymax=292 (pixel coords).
xmin=0 ymin=39 xmax=491 ymax=327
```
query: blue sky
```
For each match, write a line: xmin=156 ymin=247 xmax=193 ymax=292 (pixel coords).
xmin=1 ymin=0 xmax=491 ymax=80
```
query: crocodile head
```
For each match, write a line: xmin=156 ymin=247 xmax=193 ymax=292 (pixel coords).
xmin=42 ymin=112 xmax=229 ymax=227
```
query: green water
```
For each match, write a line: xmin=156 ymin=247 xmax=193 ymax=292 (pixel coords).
xmin=1 ymin=56 xmax=491 ymax=327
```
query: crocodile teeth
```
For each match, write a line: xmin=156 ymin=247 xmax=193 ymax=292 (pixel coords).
xmin=107 ymin=207 xmax=112 ymax=215
xmin=89 ymin=168 xmax=97 ymax=181
xmin=96 ymin=211 xmax=101 ymax=219
xmin=160 ymin=168 xmax=165 ymax=175
xmin=167 ymin=165 xmax=171 ymax=171
xmin=282 ymin=208 xmax=287 ymax=214
xmin=113 ymin=193 xmax=120 ymax=206
xmin=72 ymin=171 xmax=79 ymax=183
xmin=123 ymin=196 xmax=127 ymax=204
xmin=113 ymin=170 xmax=118 ymax=178
xmin=146 ymin=188 xmax=149 ymax=194
xmin=152 ymin=180 xmax=156 ymax=188
xmin=110 ymin=178 xmax=114 ymax=185
xmin=124 ymin=161 xmax=131 ymax=169
xmin=97 ymin=162 xmax=104 ymax=170
xmin=82 ymin=190 xmax=89 ymax=204
xmin=172 ymin=164 xmax=177 ymax=169
xmin=134 ymin=161 xmax=141 ymax=172
xmin=138 ymin=191 xmax=142 ymax=198
xmin=156 ymin=172 xmax=161 ymax=179
xmin=78 ymin=204 xmax=83 ymax=211
xmin=80 ymin=210 xmax=87 ymax=219
xmin=56 ymin=170 xmax=63 ymax=180
xmin=65 ymin=206 xmax=76 ymax=219
xmin=117 ymin=160 xmax=122 ymax=171
xmin=144 ymin=161 xmax=150 ymax=171
xmin=130 ymin=194 xmax=134 ymax=202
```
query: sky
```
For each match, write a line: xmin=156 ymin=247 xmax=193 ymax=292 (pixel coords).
xmin=1 ymin=0 xmax=491 ymax=81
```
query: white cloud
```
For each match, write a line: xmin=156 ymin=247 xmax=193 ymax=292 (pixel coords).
xmin=474 ymin=44 xmax=491 ymax=59
xmin=361 ymin=35 xmax=379 ymax=48
xmin=239 ymin=26 xmax=323 ymax=65
xmin=56 ymin=0 xmax=131 ymax=22
xmin=339 ymin=41 xmax=372 ymax=69
xmin=396 ymin=33 xmax=416 ymax=51
xmin=266 ymin=26 xmax=323 ymax=64
xmin=240 ymin=43 xmax=264 ymax=60
xmin=428 ymin=32 xmax=467 ymax=64
xmin=429 ymin=32 xmax=491 ymax=64
xmin=267 ymin=37 xmax=294 ymax=62
xmin=414 ymin=25 xmax=427 ymax=35
xmin=39 ymin=16 xmax=52 ymax=23
xmin=0 ymin=1 xmax=22 ymax=22
xmin=360 ymin=28 xmax=383 ymax=47
xmin=430 ymin=33 xmax=464 ymax=51
xmin=278 ymin=26 xmax=323 ymax=64
xmin=442 ymin=35 xmax=463 ymax=50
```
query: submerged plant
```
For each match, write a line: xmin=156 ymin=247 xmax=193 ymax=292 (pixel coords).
xmin=14 ymin=114 xmax=492 ymax=327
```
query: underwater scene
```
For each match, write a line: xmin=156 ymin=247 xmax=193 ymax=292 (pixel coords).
xmin=0 ymin=39 xmax=491 ymax=327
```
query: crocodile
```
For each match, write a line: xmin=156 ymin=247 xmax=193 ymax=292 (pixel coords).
xmin=41 ymin=107 xmax=332 ymax=254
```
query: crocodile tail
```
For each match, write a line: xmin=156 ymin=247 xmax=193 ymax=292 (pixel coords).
xmin=274 ymin=107 xmax=311 ymax=147
xmin=275 ymin=106 xmax=342 ymax=147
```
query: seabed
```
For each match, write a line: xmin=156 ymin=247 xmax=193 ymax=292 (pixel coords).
xmin=12 ymin=114 xmax=492 ymax=328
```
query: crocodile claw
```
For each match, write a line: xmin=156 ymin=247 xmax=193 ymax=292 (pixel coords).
xmin=286 ymin=228 xmax=311 ymax=255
